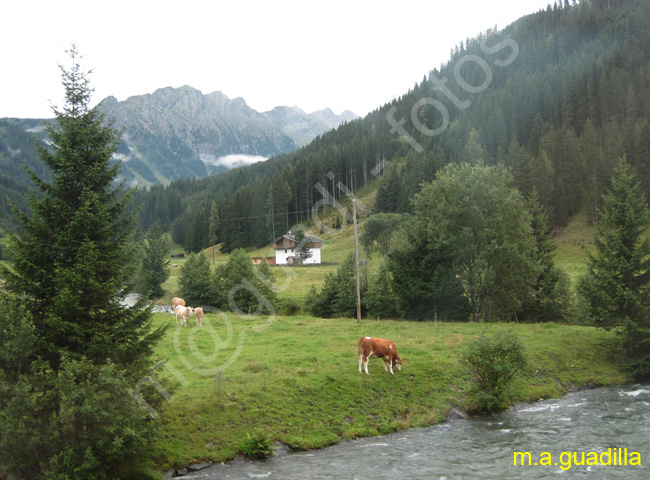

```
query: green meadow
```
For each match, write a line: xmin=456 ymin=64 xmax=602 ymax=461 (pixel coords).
xmin=149 ymin=313 xmax=628 ymax=470
xmin=146 ymin=205 xmax=631 ymax=471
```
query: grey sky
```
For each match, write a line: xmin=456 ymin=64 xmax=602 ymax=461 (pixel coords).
xmin=1 ymin=0 xmax=553 ymax=119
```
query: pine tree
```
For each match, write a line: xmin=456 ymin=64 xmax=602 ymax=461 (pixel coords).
xmin=178 ymin=251 xmax=213 ymax=306
xmin=293 ymin=229 xmax=312 ymax=260
xmin=520 ymin=190 xmax=572 ymax=322
xmin=306 ymin=253 xmax=366 ymax=318
xmin=578 ymin=158 xmax=650 ymax=378
xmin=208 ymin=200 xmax=220 ymax=264
xmin=1 ymin=46 xmax=164 ymax=369
xmin=136 ymin=224 xmax=171 ymax=299
xmin=0 ymin=46 xmax=165 ymax=479
xmin=214 ymin=248 xmax=276 ymax=314
xmin=365 ymin=265 xmax=398 ymax=319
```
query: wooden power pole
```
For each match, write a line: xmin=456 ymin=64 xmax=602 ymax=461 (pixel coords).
xmin=353 ymin=199 xmax=361 ymax=323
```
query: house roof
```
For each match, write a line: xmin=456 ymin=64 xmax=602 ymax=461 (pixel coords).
xmin=272 ymin=233 xmax=323 ymax=249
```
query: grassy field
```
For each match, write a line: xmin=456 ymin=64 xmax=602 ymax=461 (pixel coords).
xmin=553 ymin=210 xmax=594 ymax=283
xmin=148 ymin=313 xmax=629 ymax=470
xmin=145 ymin=205 xmax=634 ymax=472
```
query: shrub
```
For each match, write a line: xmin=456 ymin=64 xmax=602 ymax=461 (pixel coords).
xmin=365 ymin=265 xmax=398 ymax=319
xmin=178 ymin=252 xmax=213 ymax=306
xmin=239 ymin=432 xmax=274 ymax=459
xmin=460 ymin=331 xmax=526 ymax=413
xmin=306 ymin=253 xmax=367 ymax=318
xmin=277 ymin=298 xmax=301 ymax=316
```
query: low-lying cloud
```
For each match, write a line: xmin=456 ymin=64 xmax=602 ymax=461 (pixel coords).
xmin=201 ymin=154 xmax=267 ymax=169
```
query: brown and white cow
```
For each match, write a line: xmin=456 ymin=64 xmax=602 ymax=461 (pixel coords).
xmin=194 ymin=307 xmax=204 ymax=327
xmin=172 ymin=297 xmax=186 ymax=309
xmin=358 ymin=336 xmax=402 ymax=375
xmin=175 ymin=305 xmax=194 ymax=327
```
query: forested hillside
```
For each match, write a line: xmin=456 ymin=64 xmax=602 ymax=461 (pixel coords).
xmin=0 ymin=119 xmax=52 ymax=228
xmin=137 ymin=0 xmax=649 ymax=253
xmin=0 ymin=90 xmax=355 ymax=231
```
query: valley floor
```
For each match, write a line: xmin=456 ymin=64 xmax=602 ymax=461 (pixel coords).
xmin=149 ymin=313 xmax=629 ymax=471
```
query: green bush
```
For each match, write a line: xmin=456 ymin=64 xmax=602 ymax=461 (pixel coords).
xmin=239 ymin=432 xmax=274 ymax=459
xmin=178 ymin=252 xmax=213 ymax=306
xmin=277 ymin=298 xmax=301 ymax=316
xmin=460 ymin=331 xmax=527 ymax=413
xmin=214 ymin=249 xmax=276 ymax=314
xmin=306 ymin=253 xmax=367 ymax=318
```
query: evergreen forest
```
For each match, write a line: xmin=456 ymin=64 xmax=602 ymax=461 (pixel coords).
xmin=132 ymin=0 xmax=650 ymax=255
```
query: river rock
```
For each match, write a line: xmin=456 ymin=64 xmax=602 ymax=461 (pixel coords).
xmin=273 ymin=441 xmax=291 ymax=457
xmin=446 ymin=406 xmax=469 ymax=421
xmin=188 ymin=462 xmax=213 ymax=471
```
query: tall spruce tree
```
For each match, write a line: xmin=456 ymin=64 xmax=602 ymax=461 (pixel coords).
xmin=519 ymin=190 xmax=572 ymax=322
xmin=578 ymin=158 xmax=650 ymax=378
xmin=1 ymin=46 xmax=164 ymax=369
xmin=136 ymin=223 xmax=171 ymax=299
xmin=0 ymin=48 xmax=166 ymax=478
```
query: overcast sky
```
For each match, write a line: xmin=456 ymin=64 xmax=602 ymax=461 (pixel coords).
xmin=1 ymin=0 xmax=553 ymax=119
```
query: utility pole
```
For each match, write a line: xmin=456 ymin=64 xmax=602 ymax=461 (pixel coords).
xmin=353 ymin=199 xmax=361 ymax=323
xmin=271 ymin=202 xmax=276 ymax=244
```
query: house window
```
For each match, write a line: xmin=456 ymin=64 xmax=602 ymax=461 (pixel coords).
xmin=285 ymin=249 xmax=287 ymax=253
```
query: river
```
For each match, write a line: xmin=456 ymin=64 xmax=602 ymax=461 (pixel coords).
xmin=180 ymin=384 xmax=650 ymax=479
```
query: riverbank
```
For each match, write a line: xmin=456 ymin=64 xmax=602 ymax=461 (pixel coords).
xmin=148 ymin=313 xmax=630 ymax=472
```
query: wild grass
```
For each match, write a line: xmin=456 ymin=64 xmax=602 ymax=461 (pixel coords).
xmin=149 ymin=313 xmax=628 ymax=470
xmin=553 ymin=209 xmax=594 ymax=283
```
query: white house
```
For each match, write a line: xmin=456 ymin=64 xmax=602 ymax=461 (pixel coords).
xmin=272 ymin=233 xmax=323 ymax=265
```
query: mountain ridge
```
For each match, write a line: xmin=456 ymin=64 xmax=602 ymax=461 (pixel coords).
xmin=0 ymin=86 xmax=357 ymax=228
xmin=98 ymin=85 xmax=358 ymax=183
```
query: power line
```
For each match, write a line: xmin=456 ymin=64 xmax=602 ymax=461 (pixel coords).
xmin=139 ymin=201 xmax=388 ymax=231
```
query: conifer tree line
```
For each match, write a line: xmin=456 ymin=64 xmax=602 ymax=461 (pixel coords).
xmin=133 ymin=0 xmax=650 ymax=253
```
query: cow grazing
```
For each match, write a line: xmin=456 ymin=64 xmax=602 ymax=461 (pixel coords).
xmin=175 ymin=305 xmax=194 ymax=327
xmin=358 ymin=336 xmax=403 ymax=375
xmin=172 ymin=297 xmax=185 ymax=309
xmin=194 ymin=307 xmax=204 ymax=326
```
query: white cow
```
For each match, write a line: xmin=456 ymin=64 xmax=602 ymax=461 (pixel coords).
xmin=194 ymin=307 xmax=204 ymax=326
xmin=175 ymin=305 xmax=194 ymax=327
